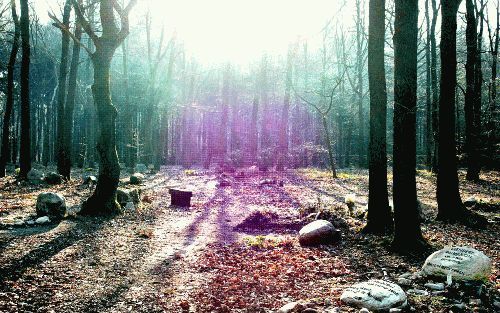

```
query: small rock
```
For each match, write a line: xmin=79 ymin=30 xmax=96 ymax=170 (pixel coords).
xmin=14 ymin=220 xmax=24 ymax=226
xmin=116 ymin=189 xmax=131 ymax=207
xmin=463 ymin=196 xmax=477 ymax=207
xmin=124 ymin=202 xmax=135 ymax=210
xmin=26 ymin=220 xmax=35 ymax=225
xmin=27 ymin=169 xmax=44 ymax=183
xmin=44 ymin=172 xmax=63 ymax=185
xmin=299 ymin=220 xmax=340 ymax=246
xmin=492 ymin=301 xmax=500 ymax=309
xmin=450 ymin=303 xmax=466 ymax=311
xmin=389 ymin=309 xmax=402 ymax=313
xmin=36 ymin=192 xmax=66 ymax=219
xmin=217 ymin=179 xmax=231 ymax=187
xmin=424 ymin=282 xmax=445 ymax=291
xmin=35 ymin=216 xmax=50 ymax=224
xmin=129 ymin=189 xmax=142 ymax=204
xmin=406 ymin=289 xmax=429 ymax=296
xmin=129 ymin=173 xmax=144 ymax=185
xmin=397 ymin=278 xmax=412 ymax=286
xmin=134 ymin=163 xmax=148 ymax=173
xmin=398 ymin=272 xmax=412 ymax=279
xmin=278 ymin=302 xmax=298 ymax=313
xmin=82 ymin=175 xmax=97 ymax=185
xmin=431 ymin=290 xmax=446 ymax=296
xmin=359 ymin=309 xmax=370 ymax=313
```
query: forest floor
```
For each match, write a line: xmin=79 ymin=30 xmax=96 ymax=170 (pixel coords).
xmin=0 ymin=166 xmax=498 ymax=313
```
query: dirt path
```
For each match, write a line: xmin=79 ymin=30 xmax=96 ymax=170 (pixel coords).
xmin=0 ymin=167 xmax=498 ymax=312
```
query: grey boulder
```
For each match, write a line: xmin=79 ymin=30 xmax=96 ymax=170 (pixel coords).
xmin=298 ymin=220 xmax=340 ymax=246
xmin=36 ymin=192 xmax=66 ymax=219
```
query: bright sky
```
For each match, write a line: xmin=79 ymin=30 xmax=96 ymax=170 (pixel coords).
xmin=35 ymin=0 xmax=349 ymax=65
xmin=143 ymin=0 xmax=346 ymax=64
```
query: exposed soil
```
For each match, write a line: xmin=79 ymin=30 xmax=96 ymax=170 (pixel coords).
xmin=0 ymin=167 xmax=498 ymax=312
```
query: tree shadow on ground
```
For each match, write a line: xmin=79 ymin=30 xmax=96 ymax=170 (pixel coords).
xmin=0 ymin=216 xmax=110 ymax=285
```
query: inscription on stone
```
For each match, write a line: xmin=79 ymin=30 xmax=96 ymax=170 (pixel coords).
xmin=422 ymin=246 xmax=492 ymax=281
xmin=427 ymin=247 xmax=477 ymax=275
xmin=345 ymin=280 xmax=400 ymax=296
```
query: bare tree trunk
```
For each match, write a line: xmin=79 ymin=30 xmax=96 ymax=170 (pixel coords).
xmin=18 ymin=0 xmax=30 ymax=179
xmin=61 ymin=2 xmax=83 ymax=180
xmin=364 ymin=0 xmax=393 ymax=234
xmin=56 ymin=0 xmax=72 ymax=178
xmin=392 ymin=0 xmax=428 ymax=252
xmin=0 ymin=0 xmax=20 ymax=177
xmin=431 ymin=0 xmax=439 ymax=172
xmin=121 ymin=38 xmax=135 ymax=171
xmin=436 ymin=0 xmax=469 ymax=221
xmin=248 ymin=97 xmax=259 ymax=165
xmin=465 ymin=0 xmax=480 ymax=181
xmin=74 ymin=0 xmax=137 ymax=215
xmin=277 ymin=46 xmax=293 ymax=171
xmin=425 ymin=0 xmax=433 ymax=168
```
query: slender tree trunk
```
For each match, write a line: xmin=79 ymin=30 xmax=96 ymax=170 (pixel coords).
xmin=249 ymin=97 xmax=259 ymax=165
xmin=356 ymin=0 xmax=367 ymax=168
xmin=364 ymin=0 xmax=392 ymax=234
xmin=61 ymin=5 xmax=83 ymax=180
xmin=18 ymin=0 xmax=30 ymax=179
xmin=392 ymin=0 xmax=427 ymax=252
xmin=321 ymin=116 xmax=337 ymax=178
xmin=437 ymin=0 xmax=467 ymax=221
xmin=486 ymin=2 xmax=499 ymax=158
xmin=465 ymin=0 xmax=480 ymax=181
xmin=277 ymin=47 xmax=293 ymax=171
xmin=56 ymin=0 xmax=72 ymax=178
xmin=425 ymin=0 xmax=433 ymax=168
xmin=122 ymin=38 xmax=135 ymax=171
xmin=431 ymin=0 xmax=439 ymax=172
xmin=0 ymin=0 xmax=20 ymax=177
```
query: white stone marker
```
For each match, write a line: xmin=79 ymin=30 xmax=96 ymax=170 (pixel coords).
xmin=421 ymin=246 xmax=491 ymax=281
xmin=340 ymin=279 xmax=407 ymax=311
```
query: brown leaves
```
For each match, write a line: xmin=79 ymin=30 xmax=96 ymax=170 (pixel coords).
xmin=191 ymin=242 xmax=350 ymax=311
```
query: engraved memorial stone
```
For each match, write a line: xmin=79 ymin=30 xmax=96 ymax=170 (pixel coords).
xmin=421 ymin=246 xmax=491 ymax=281
xmin=340 ymin=279 xmax=407 ymax=311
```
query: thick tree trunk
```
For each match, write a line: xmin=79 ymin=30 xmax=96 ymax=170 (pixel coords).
xmin=465 ymin=0 xmax=480 ymax=181
xmin=392 ymin=0 xmax=427 ymax=252
xmin=81 ymin=53 xmax=121 ymax=214
xmin=18 ymin=0 xmax=30 ymax=179
xmin=364 ymin=0 xmax=393 ymax=234
xmin=436 ymin=0 xmax=468 ymax=221
xmin=0 ymin=0 xmax=20 ymax=177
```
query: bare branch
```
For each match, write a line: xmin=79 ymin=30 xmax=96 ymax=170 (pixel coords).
xmin=71 ymin=0 xmax=98 ymax=45
xmin=48 ymin=10 xmax=92 ymax=55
